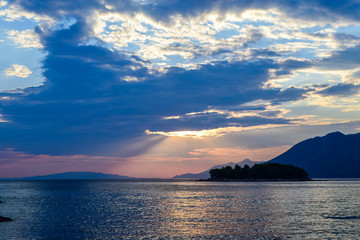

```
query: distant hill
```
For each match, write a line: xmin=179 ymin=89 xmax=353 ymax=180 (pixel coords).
xmin=173 ymin=159 xmax=261 ymax=179
xmin=21 ymin=172 xmax=134 ymax=180
xmin=269 ymin=131 xmax=360 ymax=178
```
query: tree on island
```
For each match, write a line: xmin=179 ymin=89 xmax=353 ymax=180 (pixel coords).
xmin=209 ymin=163 xmax=309 ymax=180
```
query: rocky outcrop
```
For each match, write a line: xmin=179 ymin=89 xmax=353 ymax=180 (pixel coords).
xmin=0 ymin=215 xmax=12 ymax=222
xmin=0 ymin=199 xmax=13 ymax=222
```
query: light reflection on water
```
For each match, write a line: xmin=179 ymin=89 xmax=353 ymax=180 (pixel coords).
xmin=0 ymin=180 xmax=360 ymax=239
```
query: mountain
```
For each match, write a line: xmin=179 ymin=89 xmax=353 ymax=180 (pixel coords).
xmin=269 ymin=131 xmax=360 ymax=178
xmin=21 ymin=172 xmax=134 ymax=180
xmin=173 ymin=159 xmax=261 ymax=179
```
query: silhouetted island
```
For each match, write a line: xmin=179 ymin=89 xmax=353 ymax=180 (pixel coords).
xmin=208 ymin=163 xmax=310 ymax=181
xmin=173 ymin=159 xmax=262 ymax=179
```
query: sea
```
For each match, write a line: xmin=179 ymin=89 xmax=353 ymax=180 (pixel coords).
xmin=0 ymin=179 xmax=359 ymax=239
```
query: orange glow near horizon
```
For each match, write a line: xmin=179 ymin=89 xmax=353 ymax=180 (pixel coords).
xmin=112 ymin=136 xmax=291 ymax=178
xmin=0 ymin=134 xmax=290 ymax=179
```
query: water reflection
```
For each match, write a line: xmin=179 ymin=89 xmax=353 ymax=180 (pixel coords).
xmin=0 ymin=180 xmax=360 ymax=239
xmin=154 ymin=182 xmax=297 ymax=238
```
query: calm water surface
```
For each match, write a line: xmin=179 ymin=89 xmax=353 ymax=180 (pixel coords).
xmin=0 ymin=180 xmax=359 ymax=239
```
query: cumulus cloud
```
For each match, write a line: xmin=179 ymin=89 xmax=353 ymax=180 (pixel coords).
xmin=6 ymin=29 xmax=43 ymax=48
xmin=12 ymin=0 xmax=360 ymax=23
xmin=0 ymin=0 xmax=51 ymax=22
xmin=0 ymin=1 xmax=6 ymax=8
xmin=83 ymin=7 xmax=360 ymax=69
xmin=8 ymin=0 xmax=360 ymax=69
xmin=93 ymin=11 xmax=268 ymax=67
xmin=4 ymin=64 xmax=32 ymax=77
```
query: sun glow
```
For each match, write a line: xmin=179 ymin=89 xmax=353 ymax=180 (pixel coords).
xmin=145 ymin=124 xmax=290 ymax=139
xmin=145 ymin=129 xmax=218 ymax=138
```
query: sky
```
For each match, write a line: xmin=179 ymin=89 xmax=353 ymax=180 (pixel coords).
xmin=1 ymin=0 xmax=360 ymax=178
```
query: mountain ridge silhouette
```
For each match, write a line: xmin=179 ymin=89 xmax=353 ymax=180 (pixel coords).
xmin=173 ymin=159 xmax=261 ymax=179
xmin=269 ymin=131 xmax=360 ymax=178
xmin=21 ymin=172 xmax=134 ymax=180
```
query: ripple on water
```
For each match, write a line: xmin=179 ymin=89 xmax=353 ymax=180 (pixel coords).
xmin=0 ymin=180 xmax=360 ymax=239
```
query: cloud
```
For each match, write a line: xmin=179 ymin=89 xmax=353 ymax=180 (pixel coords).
xmin=0 ymin=0 xmax=51 ymax=22
xmin=150 ymin=107 xmax=295 ymax=133
xmin=10 ymin=0 xmax=360 ymax=31
xmin=0 ymin=114 xmax=7 ymax=122
xmin=146 ymin=123 xmax=292 ymax=139
xmin=1 ymin=0 xmax=359 ymax=159
xmin=92 ymin=12 xmax=268 ymax=67
xmin=11 ymin=0 xmax=360 ymax=22
xmin=0 ymin=19 xmax=313 ymax=156
xmin=317 ymin=83 xmax=360 ymax=96
xmin=0 ymin=1 xmax=7 ymax=7
xmin=4 ymin=64 xmax=32 ymax=77
xmin=318 ymin=44 xmax=360 ymax=70
xmin=6 ymin=29 xmax=43 ymax=48
xmin=315 ymin=0 xmax=360 ymax=22
xmin=8 ymin=0 xmax=360 ymax=70
xmin=274 ymin=59 xmax=312 ymax=76
xmin=135 ymin=0 xmax=360 ymax=24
